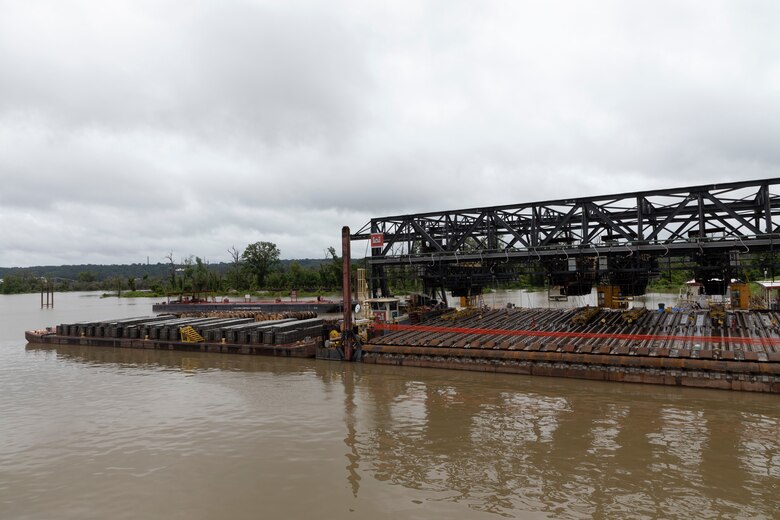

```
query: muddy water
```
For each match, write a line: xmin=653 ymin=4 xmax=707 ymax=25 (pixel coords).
xmin=1 ymin=292 xmax=779 ymax=519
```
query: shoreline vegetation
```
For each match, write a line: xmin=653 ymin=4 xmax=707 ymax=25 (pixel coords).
xmin=0 ymin=241 xmax=353 ymax=297
xmin=3 ymin=241 xmax=771 ymax=299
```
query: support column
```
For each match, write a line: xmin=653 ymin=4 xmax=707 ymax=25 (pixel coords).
xmin=342 ymin=226 xmax=353 ymax=361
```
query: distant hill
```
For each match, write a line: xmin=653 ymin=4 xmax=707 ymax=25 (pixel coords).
xmin=0 ymin=259 xmax=331 ymax=281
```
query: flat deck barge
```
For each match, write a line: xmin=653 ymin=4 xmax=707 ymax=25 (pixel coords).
xmin=26 ymin=315 xmax=323 ymax=357
xmin=24 ymin=306 xmax=780 ymax=393
xmin=151 ymin=299 xmax=343 ymax=314
xmin=362 ymin=307 xmax=780 ymax=393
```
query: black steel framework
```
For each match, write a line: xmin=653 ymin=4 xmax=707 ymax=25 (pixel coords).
xmin=352 ymin=179 xmax=780 ymax=300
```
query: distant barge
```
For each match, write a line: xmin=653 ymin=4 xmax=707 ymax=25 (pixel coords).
xmin=25 ymin=307 xmax=780 ymax=393
xmin=151 ymin=299 xmax=343 ymax=315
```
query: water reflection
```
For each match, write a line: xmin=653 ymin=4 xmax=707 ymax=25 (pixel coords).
xmin=23 ymin=342 xmax=780 ymax=519
xmin=740 ymin=413 xmax=780 ymax=478
xmin=349 ymin=369 xmax=779 ymax=518
xmin=343 ymin=363 xmax=361 ymax=498
xmin=26 ymin=342 xmax=317 ymax=374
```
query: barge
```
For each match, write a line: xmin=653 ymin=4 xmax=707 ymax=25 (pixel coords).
xmin=360 ymin=307 xmax=780 ymax=393
xmin=26 ymin=315 xmax=324 ymax=357
xmin=151 ymin=299 xmax=343 ymax=315
xmin=24 ymin=305 xmax=780 ymax=393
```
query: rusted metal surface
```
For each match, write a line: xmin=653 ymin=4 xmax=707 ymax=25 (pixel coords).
xmin=342 ymin=225 xmax=353 ymax=361
xmin=29 ymin=307 xmax=780 ymax=391
xmin=372 ymin=307 xmax=780 ymax=353
xmin=26 ymin=329 xmax=319 ymax=357
xmin=361 ymin=343 xmax=780 ymax=374
xmin=30 ymin=314 xmax=325 ymax=357
xmin=364 ymin=307 xmax=780 ymax=393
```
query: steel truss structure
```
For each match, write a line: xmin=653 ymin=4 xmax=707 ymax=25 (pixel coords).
xmin=352 ymin=179 xmax=780 ymax=300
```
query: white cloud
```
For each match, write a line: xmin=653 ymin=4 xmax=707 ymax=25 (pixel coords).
xmin=1 ymin=0 xmax=779 ymax=265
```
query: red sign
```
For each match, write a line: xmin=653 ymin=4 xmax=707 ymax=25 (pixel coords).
xmin=370 ymin=233 xmax=384 ymax=248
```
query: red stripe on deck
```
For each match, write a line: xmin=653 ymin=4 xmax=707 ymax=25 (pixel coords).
xmin=373 ymin=323 xmax=779 ymax=347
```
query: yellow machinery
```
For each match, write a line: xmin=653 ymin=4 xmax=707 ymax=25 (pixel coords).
xmin=459 ymin=294 xmax=485 ymax=308
xmin=356 ymin=268 xmax=369 ymax=318
xmin=729 ymin=283 xmax=750 ymax=310
xmin=179 ymin=325 xmax=205 ymax=343
xmin=460 ymin=296 xmax=476 ymax=308
xmin=328 ymin=328 xmax=342 ymax=348
xmin=355 ymin=318 xmax=370 ymax=342
xmin=327 ymin=318 xmax=370 ymax=348
xmin=710 ymin=303 xmax=726 ymax=324
xmin=597 ymin=285 xmax=629 ymax=309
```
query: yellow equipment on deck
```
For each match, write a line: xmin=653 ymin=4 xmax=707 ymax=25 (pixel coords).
xmin=179 ymin=325 xmax=205 ymax=343
xmin=729 ymin=283 xmax=750 ymax=310
xmin=597 ymin=285 xmax=630 ymax=309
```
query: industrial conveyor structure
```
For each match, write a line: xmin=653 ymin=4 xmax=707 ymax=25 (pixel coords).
xmin=352 ymin=179 xmax=780 ymax=303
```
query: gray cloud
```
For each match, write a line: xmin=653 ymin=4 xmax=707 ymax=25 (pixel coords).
xmin=1 ymin=0 xmax=779 ymax=266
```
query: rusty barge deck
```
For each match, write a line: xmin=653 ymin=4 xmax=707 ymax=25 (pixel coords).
xmin=24 ymin=307 xmax=780 ymax=393
xmin=25 ymin=315 xmax=323 ymax=357
xmin=362 ymin=307 xmax=780 ymax=393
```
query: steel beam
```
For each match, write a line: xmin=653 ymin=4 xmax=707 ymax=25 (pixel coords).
xmin=352 ymin=178 xmax=780 ymax=296
xmin=354 ymin=179 xmax=780 ymax=258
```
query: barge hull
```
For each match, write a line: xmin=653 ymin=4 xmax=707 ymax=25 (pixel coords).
xmin=25 ymin=331 xmax=318 ymax=357
xmin=152 ymin=301 xmax=342 ymax=314
xmin=361 ymin=344 xmax=780 ymax=393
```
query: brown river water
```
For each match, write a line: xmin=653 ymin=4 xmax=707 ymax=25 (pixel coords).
xmin=1 ymin=292 xmax=779 ymax=519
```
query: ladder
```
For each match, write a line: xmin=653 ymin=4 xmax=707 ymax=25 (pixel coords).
xmin=179 ymin=325 xmax=205 ymax=342
xmin=356 ymin=268 xmax=369 ymax=318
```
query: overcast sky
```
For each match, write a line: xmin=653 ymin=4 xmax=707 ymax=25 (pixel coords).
xmin=1 ymin=0 xmax=778 ymax=267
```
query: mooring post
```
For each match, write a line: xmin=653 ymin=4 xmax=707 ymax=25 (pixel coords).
xmin=342 ymin=226 xmax=353 ymax=361
xmin=40 ymin=280 xmax=54 ymax=309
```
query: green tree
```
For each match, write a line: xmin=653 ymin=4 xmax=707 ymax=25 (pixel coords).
xmin=288 ymin=261 xmax=303 ymax=289
xmin=181 ymin=256 xmax=195 ymax=291
xmin=301 ymin=269 xmax=320 ymax=290
xmin=1 ymin=274 xmax=36 ymax=294
xmin=192 ymin=257 xmax=210 ymax=294
xmin=319 ymin=246 xmax=342 ymax=290
xmin=265 ymin=271 xmax=287 ymax=290
xmin=105 ymin=276 xmax=125 ymax=296
xmin=207 ymin=271 xmax=221 ymax=293
xmin=78 ymin=271 xmax=97 ymax=283
xmin=242 ymin=241 xmax=280 ymax=288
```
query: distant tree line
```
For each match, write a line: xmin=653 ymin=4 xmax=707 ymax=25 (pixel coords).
xmin=8 ymin=246 xmax=774 ymax=297
xmin=0 ymin=241 xmax=349 ymax=296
